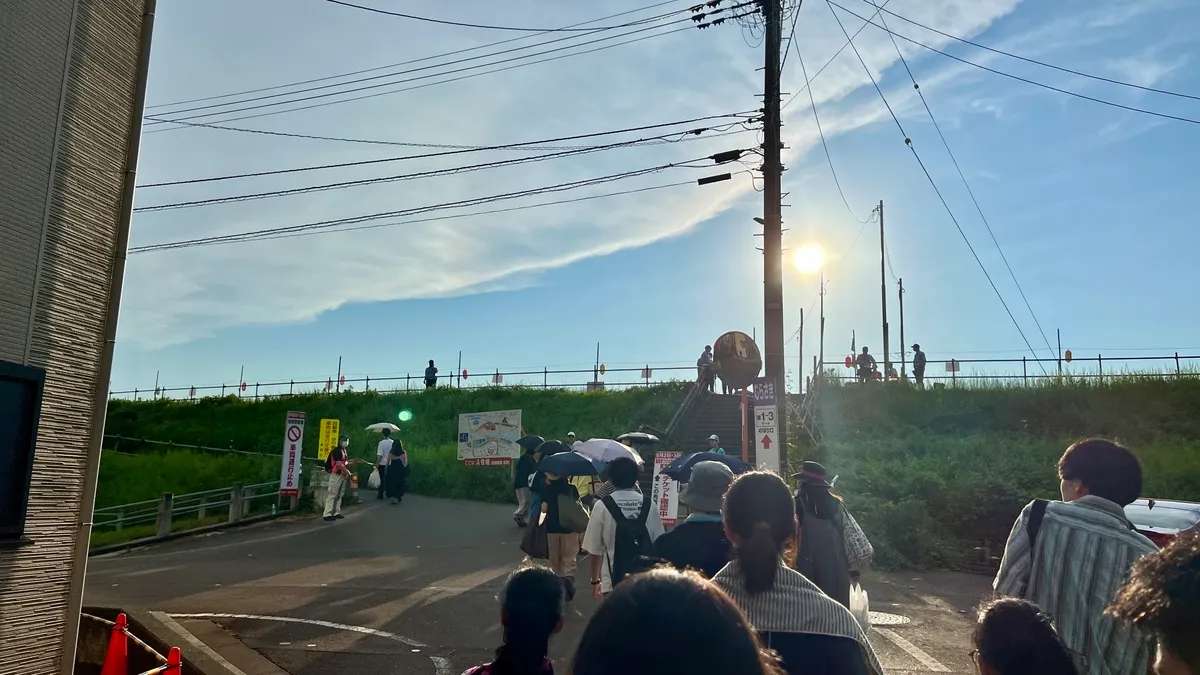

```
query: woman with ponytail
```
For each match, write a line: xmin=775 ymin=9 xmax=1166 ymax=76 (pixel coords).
xmin=463 ymin=567 xmax=564 ymax=675
xmin=711 ymin=471 xmax=884 ymax=675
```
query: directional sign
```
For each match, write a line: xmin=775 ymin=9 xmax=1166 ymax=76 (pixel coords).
xmin=280 ymin=411 xmax=306 ymax=497
xmin=754 ymin=401 xmax=780 ymax=473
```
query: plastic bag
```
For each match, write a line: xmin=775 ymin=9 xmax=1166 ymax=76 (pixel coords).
xmin=849 ymin=582 xmax=871 ymax=633
xmin=367 ymin=467 xmax=381 ymax=490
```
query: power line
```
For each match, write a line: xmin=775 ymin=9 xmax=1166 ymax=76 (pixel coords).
xmin=793 ymin=40 xmax=872 ymax=223
xmin=781 ymin=0 xmax=892 ymax=111
xmin=134 ymin=128 xmax=746 ymax=212
xmin=856 ymin=0 xmax=1200 ymax=103
xmin=130 ymin=155 xmax=743 ymax=253
xmin=147 ymin=0 xmax=687 ymax=111
xmin=137 ymin=112 xmax=757 ymax=188
xmin=866 ymin=0 xmax=1056 ymax=359
xmin=324 ymin=0 xmax=692 ymax=32
xmin=825 ymin=0 xmax=1047 ymax=370
xmin=827 ymin=1 xmax=1200 ymax=127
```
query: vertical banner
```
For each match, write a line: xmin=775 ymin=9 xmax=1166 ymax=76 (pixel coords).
xmin=752 ymin=377 xmax=780 ymax=473
xmin=652 ymin=451 xmax=682 ymax=527
xmin=280 ymin=411 xmax=306 ymax=497
xmin=317 ymin=418 xmax=340 ymax=461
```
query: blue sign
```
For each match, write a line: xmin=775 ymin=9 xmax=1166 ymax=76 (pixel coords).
xmin=752 ymin=377 xmax=776 ymax=406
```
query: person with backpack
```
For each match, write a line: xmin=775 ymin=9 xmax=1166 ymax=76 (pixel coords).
xmin=538 ymin=472 xmax=585 ymax=601
xmin=323 ymin=435 xmax=357 ymax=522
xmin=582 ymin=457 xmax=664 ymax=599
xmin=792 ymin=461 xmax=873 ymax=608
xmin=462 ymin=567 xmax=564 ymax=675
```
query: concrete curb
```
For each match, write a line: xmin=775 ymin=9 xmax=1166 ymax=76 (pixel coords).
xmin=88 ymin=511 xmax=301 ymax=556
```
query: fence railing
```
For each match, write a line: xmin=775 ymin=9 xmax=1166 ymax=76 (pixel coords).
xmin=93 ymin=480 xmax=294 ymax=539
xmin=109 ymin=363 xmax=699 ymax=401
xmin=816 ymin=352 xmax=1200 ymax=385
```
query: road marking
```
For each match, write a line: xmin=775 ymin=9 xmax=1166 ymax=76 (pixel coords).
xmin=150 ymin=612 xmax=250 ymax=675
xmin=875 ymin=627 xmax=952 ymax=672
xmin=171 ymin=613 xmax=451 ymax=675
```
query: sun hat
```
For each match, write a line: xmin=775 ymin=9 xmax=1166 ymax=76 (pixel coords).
xmin=792 ymin=460 xmax=832 ymax=487
xmin=708 ymin=434 xmax=720 ymax=442
xmin=680 ymin=461 xmax=735 ymax=513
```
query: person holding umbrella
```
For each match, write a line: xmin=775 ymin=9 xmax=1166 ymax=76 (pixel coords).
xmin=655 ymin=461 xmax=734 ymax=578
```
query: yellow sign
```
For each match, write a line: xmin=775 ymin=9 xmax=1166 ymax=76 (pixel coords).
xmin=318 ymin=419 xmax=340 ymax=460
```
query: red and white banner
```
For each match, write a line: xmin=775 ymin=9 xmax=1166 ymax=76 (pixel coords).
xmin=651 ymin=451 xmax=682 ymax=527
xmin=280 ymin=411 xmax=305 ymax=497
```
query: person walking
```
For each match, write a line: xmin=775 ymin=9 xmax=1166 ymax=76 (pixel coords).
xmin=971 ymin=599 xmax=1080 ymax=675
xmin=375 ymin=428 xmax=393 ymax=500
xmin=583 ymin=457 xmax=664 ymax=598
xmin=539 ymin=472 xmax=582 ymax=601
xmin=386 ymin=439 xmax=409 ymax=505
xmin=792 ymin=461 xmax=874 ymax=608
xmin=707 ymin=434 xmax=726 ymax=455
xmin=1108 ymin=533 xmax=1200 ymax=675
xmin=994 ymin=438 xmax=1157 ymax=675
xmin=513 ymin=445 xmax=537 ymax=527
xmin=655 ymin=461 xmax=734 ymax=578
xmin=323 ymin=435 xmax=355 ymax=522
xmin=462 ymin=567 xmax=565 ymax=675
xmin=712 ymin=471 xmax=883 ymax=675
xmin=424 ymin=360 xmax=439 ymax=389
xmin=911 ymin=344 xmax=927 ymax=387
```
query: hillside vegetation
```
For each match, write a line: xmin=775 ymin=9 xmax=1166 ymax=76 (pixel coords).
xmin=101 ymin=384 xmax=689 ymax=508
xmin=792 ymin=377 xmax=1200 ymax=569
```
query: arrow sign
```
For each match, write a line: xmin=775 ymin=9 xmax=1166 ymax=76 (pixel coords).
xmin=760 ymin=434 xmax=772 ymax=449
xmin=754 ymin=402 xmax=780 ymax=473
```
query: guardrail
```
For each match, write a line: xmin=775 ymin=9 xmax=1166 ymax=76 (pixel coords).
xmin=93 ymin=480 xmax=295 ymax=539
xmin=109 ymin=363 xmax=697 ymax=401
xmin=817 ymin=352 xmax=1200 ymax=385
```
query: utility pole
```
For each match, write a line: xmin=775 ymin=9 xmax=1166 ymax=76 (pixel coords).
xmin=761 ymin=0 xmax=788 ymax=462
xmin=818 ymin=273 xmax=826 ymax=390
xmin=798 ymin=308 xmax=804 ymax=394
xmin=878 ymin=200 xmax=891 ymax=380
xmin=898 ymin=278 xmax=906 ymax=379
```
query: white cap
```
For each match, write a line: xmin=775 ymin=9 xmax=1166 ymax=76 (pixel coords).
xmin=567 ymin=431 xmax=576 ymax=437
xmin=708 ymin=434 xmax=720 ymax=442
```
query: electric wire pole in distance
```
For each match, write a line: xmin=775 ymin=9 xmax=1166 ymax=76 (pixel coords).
xmin=760 ymin=0 xmax=788 ymax=469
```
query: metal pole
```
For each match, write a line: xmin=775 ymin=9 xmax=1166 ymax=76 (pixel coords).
xmin=898 ymin=278 xmax=906 ymax=378
xmin=760 ymin=0 xmax=787 ymax=468
xmin=594 ymin=342 xmax=600 ymax=383
xmin=153 ymin=370 xmax=159 ymax=400
xmin=879 ymin=200 xmax=891 ymax=380
xmin=818 ymin=273 xmax=826 ymax=389
xmin=238 ymin=365 xmax=244 ymax=398
xmin=798 ymin=308 xmax=804 ymax=395
xmin=457 ymin=350 xmax=462 ymax=389
xmin=1057 ymin=329 xmax=1063 ymax=376
xmin=335 ymin=356 xmax=342 ymax=393
xmin=64 ymin=2 xmax=157 ymax=672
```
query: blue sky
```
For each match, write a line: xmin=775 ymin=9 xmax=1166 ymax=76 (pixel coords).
xmin=113 ymin=0 xmax=1200 ymax=395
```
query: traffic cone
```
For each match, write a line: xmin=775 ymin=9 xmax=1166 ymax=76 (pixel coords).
xmin=164 ymin=646 xmax=182 ymax=675
xmin=99 ymin=613 xmax=128 ymax=675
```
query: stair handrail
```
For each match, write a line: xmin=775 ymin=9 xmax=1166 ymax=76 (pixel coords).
xmin=664 ymin=380 xmax=703 ymax=439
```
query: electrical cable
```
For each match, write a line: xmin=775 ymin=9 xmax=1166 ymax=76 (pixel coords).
xmin=778 ymin=0 xmax=802 ymax=76
xmin=854 ymin=0 xmax=1200 ymax=103
xmin=130 ymin=154 xmax=743 ymax=253
xmin=134 ymin=128 xmax=746 ymax=212
xmin=828 ymin=1 xmax=1200 ymax=127
xmin=793 ymin=41 xmax=872 ymax=223
xmin=826 ymin=0 xmax=1048 ymax=370
xmin=137 ymin=111 xmax=757 ymax=188
xmin=147 ymin=0 xmax=688 ymax=110
xmin=781 ymin=0 xmax=892 ymax=111
xmin=324 ymin=0 xmax=693 ymax=32
xmin=866 ymin=0 xmax=1057 ymax=359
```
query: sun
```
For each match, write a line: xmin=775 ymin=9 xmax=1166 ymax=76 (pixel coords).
xmin=792 ymin=244 xmax=825 ymax=273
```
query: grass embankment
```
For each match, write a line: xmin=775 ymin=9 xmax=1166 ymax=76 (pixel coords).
xmin=792 ymin=377 xmax=1200 ymax=569
xmin=101 ymin=384 xmax=689 ymax=509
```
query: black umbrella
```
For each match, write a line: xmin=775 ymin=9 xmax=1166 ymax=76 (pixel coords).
xmin=539 ymin=451 xmax=604 ymax=477
xmin=535 ymin=439 xmax=571 ymax=457
xmin=517 ymin=435 xmax=544 ymax=452
xmin=663 ymin=452 xmax=753 ymax=482
xmin=616 ymin=432 xmax=660 ymax=445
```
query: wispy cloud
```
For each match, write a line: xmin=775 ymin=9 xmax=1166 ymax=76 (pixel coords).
xmin=1106 ymin=51 xmax=1188 ymax=88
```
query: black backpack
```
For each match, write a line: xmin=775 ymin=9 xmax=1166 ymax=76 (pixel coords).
xmin=601 ymin=494 xmax=661 ymax=587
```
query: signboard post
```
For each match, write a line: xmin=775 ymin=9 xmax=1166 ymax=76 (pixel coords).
xmin=651 ymin=451 xmax=682 ymax=527
xmin=317 ymin=418 xmax=340 ymax=461
xmin=280 ymin=411 xmax=306 ymax=497
xmin=457 ymin=409 xmax=522 ymax=466
xmin=752 ymin=377 xmax=780 ymax=473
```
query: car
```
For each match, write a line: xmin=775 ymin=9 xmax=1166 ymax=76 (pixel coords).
xmin=1124 ymin=498 xmax=1200 ymax=548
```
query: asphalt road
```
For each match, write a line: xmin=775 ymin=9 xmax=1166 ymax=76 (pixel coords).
xmin=86 ymin=496 xmax=993 ymax=675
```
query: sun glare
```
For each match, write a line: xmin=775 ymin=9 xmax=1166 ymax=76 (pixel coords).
xmin=792 ymin=244 xmax=825 ymax=273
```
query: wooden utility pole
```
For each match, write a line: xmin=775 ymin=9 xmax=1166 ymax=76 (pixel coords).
xmin=798 ymin=308 xmax=804 ymax=394
xmin=761 ymin=0 xmax=787 ymax=461
xmin=898 ymin=278 xmax=906 ymax=378
xmin=879 ymin=200 xmax=891 ymax=380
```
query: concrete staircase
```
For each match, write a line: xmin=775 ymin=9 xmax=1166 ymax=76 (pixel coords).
xmin=677 ymin=392 xmax=749 ymax=462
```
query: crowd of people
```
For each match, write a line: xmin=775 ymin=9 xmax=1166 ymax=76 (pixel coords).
xmin=467 ymin=436 xmax=1199 ymax=675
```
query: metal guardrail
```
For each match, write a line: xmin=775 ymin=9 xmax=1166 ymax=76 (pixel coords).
xmin=817 ymin=352 xmax=1200 ymax=385
xmin=109 ymin=363 xmax=695 ymax=401
xmin=93 ymin=480 xmax=292 ymax=538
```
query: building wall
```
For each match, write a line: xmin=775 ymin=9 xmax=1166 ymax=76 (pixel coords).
xmin=0 ymin=1 xmax=147 ymax=673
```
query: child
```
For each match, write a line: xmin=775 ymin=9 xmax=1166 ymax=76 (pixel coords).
xmin=463 ymin=567 xmax=564 ymax=675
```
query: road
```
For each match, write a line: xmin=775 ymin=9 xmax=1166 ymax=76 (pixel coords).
xmin=86 ymin=496 xmax=992 ymax=675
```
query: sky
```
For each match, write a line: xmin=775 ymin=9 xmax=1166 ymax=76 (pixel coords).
xmin=112 ymin=0 xmax=1200 ymax=397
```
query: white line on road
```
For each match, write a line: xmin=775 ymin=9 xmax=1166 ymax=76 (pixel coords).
xmin=875 ymin=627 xmax=952 ymax=672
xmin=150 ymin=612 xmax=249 ymax=675
xmin=171 ymin=613 xmax=451 ymax=675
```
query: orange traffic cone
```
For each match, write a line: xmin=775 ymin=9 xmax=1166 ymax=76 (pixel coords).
xmin=100 ymin=613 xmax=128 ymax=675
xmin=164 ymin=646 xmax=182 ymax=675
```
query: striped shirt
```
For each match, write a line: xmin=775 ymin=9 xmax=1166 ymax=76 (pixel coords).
xmin=993 ymin=496 xmax=1157 ymax=675
xmin=712 ymin=559 xmax=883 ymax=675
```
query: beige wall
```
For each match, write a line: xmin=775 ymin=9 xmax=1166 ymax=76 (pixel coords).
xmin=0 ymin=1 xmax=148 ymax=673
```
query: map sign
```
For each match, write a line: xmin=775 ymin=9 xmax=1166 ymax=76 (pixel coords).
xmin=457 ymin=409 xmax=522 ymax=466
xmin=652 ymin=451 xmax=682 ymax=526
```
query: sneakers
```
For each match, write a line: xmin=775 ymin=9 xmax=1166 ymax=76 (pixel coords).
xmin=323 ymin=516 xmax=336 ymax=522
